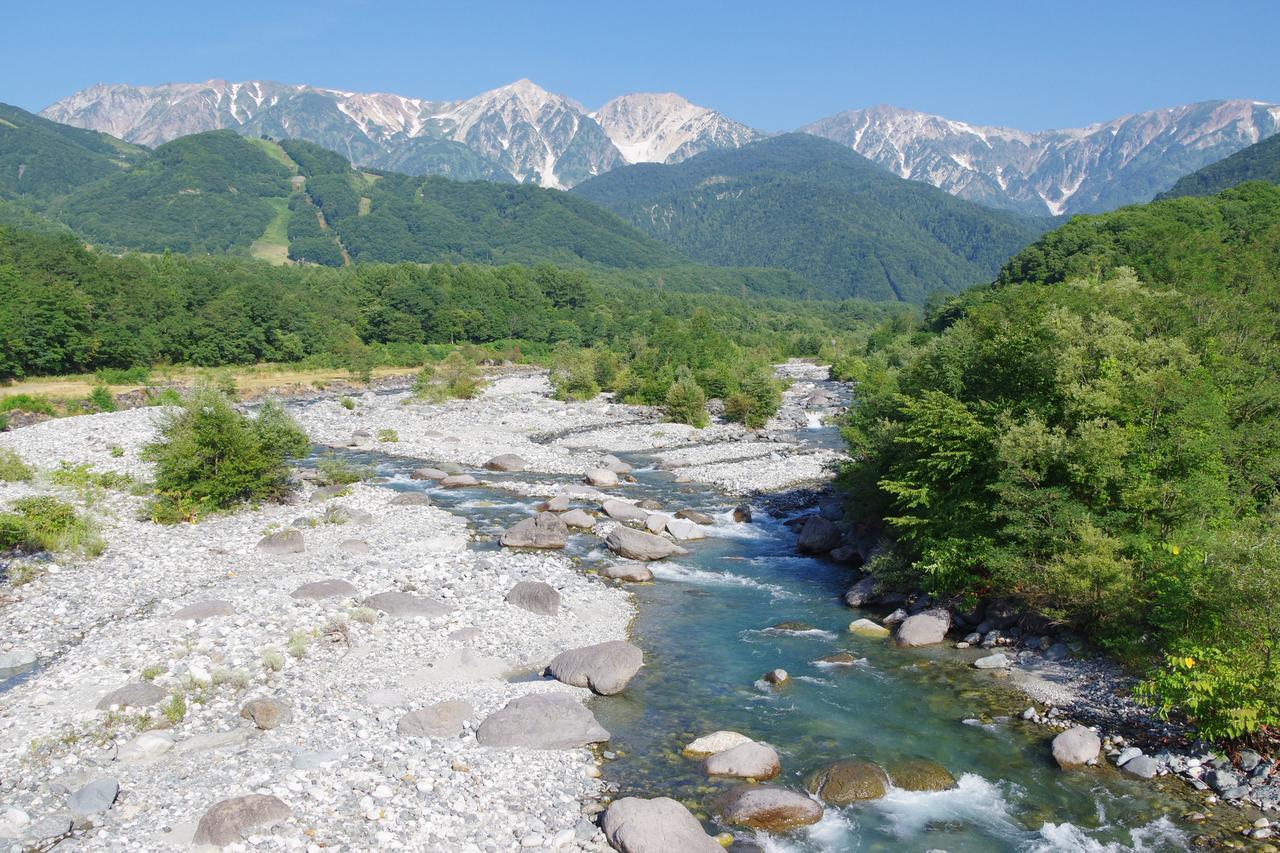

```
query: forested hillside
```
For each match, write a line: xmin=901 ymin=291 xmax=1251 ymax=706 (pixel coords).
xmin=838 ymin=182 xmax=1280 ymax=740
xmin=1157 ymin=134 xmax=1280 ymax=199
xmin=572 ymin=134 xmax=1048 ymax=303
xmin=0 ymin=102 xmax=145 ymax=201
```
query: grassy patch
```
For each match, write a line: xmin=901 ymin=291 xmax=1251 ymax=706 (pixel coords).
xmin=316 ymin=454 xmax=372 ymax=486
xmin=0 ymin=449 xmax=33 ymax=482
xmin=0 ymin=496 xmax=104 ymax=557
xmin=250 ymin=196 xmax=292 ymax=265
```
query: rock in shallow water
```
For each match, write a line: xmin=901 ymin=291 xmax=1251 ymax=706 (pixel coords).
xmin=601 ymin=562 xmax=654 ymax=582
xmin=500 ymin=512 xmax=569 ymax=549
xmin=703 ymin=742 xmax=781 ymax=780
xmin=602 ymin=499 xmax=648 ymax=524
xmin=887 ymin=758 xmax=956 ymax=791
xmin=1052 ymin=726 xmax=1101 ymax=768
xmin=547 ymin=641 xmax=643 ymax=695
xmin=606 ymin=526 xmax=688 ymax=561
xmin=559 ymin=508 xmax=595 ymax=529
xmin=476 ymin=693 xmax=610 ymax=749
xmin=797 ymin=516 xmax=842 ymax=554
xmin=602 ymin=797 xmax=723 ymax=853
xmin=683 ymin=730 xmax=754 ymax=758
xmin=193 ymin=794 xmax=291 ymax=847
xmin=715 ymin=785 xmax=822 ymax=831
xmin=973 ymin=652 xmax=1011 ymax=669
xmin=584 ymin=468 xmax=619 ymax=487
xmin=848 ymin=618 xmax=889 ymax=638
xmin=807 ymin=759 xmax=890 ymax=803
xmin=895 ymin=608 xmax=951 ymax=647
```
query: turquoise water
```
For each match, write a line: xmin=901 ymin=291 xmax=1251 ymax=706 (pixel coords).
xmin=303 ymin=414 xmax=1194 ymax=852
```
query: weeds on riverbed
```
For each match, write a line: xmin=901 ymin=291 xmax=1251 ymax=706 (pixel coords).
xmin=0 ymin=496 xmax=104 ymax=557
xmin=288 ymin=631 xmax=310 ymax=659
xmin=316 ymin=454 xmax=372 ymax=486
xmin=0 ymin=449 xmax=33 ymax=482
xmin=262 ymin=649 xmax=285 ymax=672
xmin=161 ymin=693 xmax=186 ymax=725
xmin=412 ymin=351 xmax=485 ymax=402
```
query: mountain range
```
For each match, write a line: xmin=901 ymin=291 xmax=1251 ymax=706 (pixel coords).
xmin=42 ymin=79 xmax=1280 ymax=215
xmin=1156 ymin=131 xmax=1280 ymax=200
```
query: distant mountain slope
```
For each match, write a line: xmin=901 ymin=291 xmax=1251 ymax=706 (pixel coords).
xmin=573 ymin=133 xmax=1047 ymax=303
xmin=42 ymin=79 xmax=764 ymax=189
xmin=0 ymin=101 xmax=145 ymax=200
xmin=1157 ymin=133 xmax=1280 ymax=199
xmin=801 ymin=100 xmax=1280 ymax=216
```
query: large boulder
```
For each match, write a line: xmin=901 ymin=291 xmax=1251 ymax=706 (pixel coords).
xmin=547 ymin=641 xmax=643 ymax=695
xmin=475 ymin=693 xmax=610 ymax=749
xmin=702 ymin=742 xmax=781 ymax=780
xmin=560 ymin=509 xmax=595 ymax=529
xmin=505 ymin=581 xmax=562 ymax=616
xmin=675 ymin=509 xmax=714 ymax=525
xmin=602 ymin=797 xmax=722 ymax=853
xmin=500 ymin=512 xmax=569 ymax=549
xmin=602 ymin=499 xmax=648 ymax=524
xmin=1051 ymin=726 xmax=1101 ymax=769
xmin=584 ymin=468 xmax=619 ymax=488
xmin=397 ymin=700 xmax=474 ymax=738
xmin=683 ymin=731 xmax=754 ymax=758
xmin=290 ymin=579 xmax=359 ymax=600
xmin=806 ymin=759 xmax=890 ymax=804
xmin=390 ymin=492 xmax=432 ymax=506
xmin=843 ymin=576 xmax=877 ymax=607
xmin=797 ymin=516 xmax=842 ymax=554
xmin=257 ymin=529 xmax=304 ymax=555
xmin=484 ymin=453 xmax=527 ymax=472
xmin=848 ymin=618 xmax=890 ymax=638
xmin=601 ymin=562 xmax=654 ymax=582
xmin=69 ymin=778 xmax=119 ymax=816
xmin=887 ymin=758 xmax=957 ymax=791
xmin=715 ymin=785 xmax=822 ymax=831
xmin=601 ymin=455 xmax=633 ymax=475
xmin=733 ymin=505 xmax=753 ymax=523
xmin=542 ymin=494 xmax=571 ymax=512
xmin=895 ymin=608 xmax=952 ymax=647
xmin=665 ymin=519 xmax=708 ymax=541
xmin=193 ymin=794 xmax=292 ymax=847
xmin=410 ymin=467 xmax=447 ymax=481
xmin=364 ymin=591 xmax=451 ymax=620
xmin=96 ymin=682 xmax=166 ymax=711
xmin=606 ymin=526 xmax=688 ymax=561
xmin=322 ymin=504 xmax=373 ymax=525
xmin=440 ymin=474 xmax=480 ymax=488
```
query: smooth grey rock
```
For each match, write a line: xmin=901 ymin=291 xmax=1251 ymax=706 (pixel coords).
xmin=559 ymin=509 xmax=595 ymax=529
xmin=96 ymin=681 xmax=166 ymax=710
xmin=440 ymin=474 xmax=479 ymax=488
xmin=542 ymin=494 xmax=571 ymax=512
xmin=505 ymin=580 xmax=562 ymax=616
xmin=500 ymin=512 xmax=569 ymax=549
xmin=397 ymin=700 xmax=474 ymax=738
xmin=1116 ymin=747 xmax=1143 ymax=767
xmin=797 ymin=516 xmax=842 ymax=554
xmin=323 ymin=504 xmax=372 ymax=525
xmin=1122 ymin=755 xmax=1160 ymax=779
xmin=843 ymin=576 xmax=877 ymax=608
xmin=69 ymin=778 xmax=119 ymax=816
xmin=410 ymin=467 xmax=447 ymax=481
xmin=584 ymin=468 xmax=619 ymax=487
xmin=292 ymin=749 xmax=345 ymax=770
xmin=476 ymin=693 xmax=610 ymax=749
xmin=310 ymin=484 xmax=347 ymax=502
xmin=665 ymin=519 xmax=708 ymax=541
xmin=27 ymin=814 xmax=72 ymax=841
xmin=193 ymin=794 xmax=291 ymax=847
xmin=601 ymin=562 xmax=654 ymax=582
xmin=364 ymin=591 xmax=451 ymax=620
xmin=715 ymin=785 xmax=822 ymax=831
xmin=702 ymin=742 xmax=781 ymax=780
xmin=644 ymin=514 xmax=668 ymax=534
xmin=484 ymin=453 xmax=527 ymax=472
xmin=547 ymin=641 xmax=643 ymax=695
xmin=1052 ymin=726 xmax=1101 ymax=768
xmin=171 ymin=599 xmax=235 ymax=621
xmin=606 ymin=526 xmax=688 ymax=561
xmin=117 ymin=731 xmax=174 ymax=762
xmin=338 ymin=538 xmax=369 ymax=555
xmin=257 ymin=529 xmax=304 ymax=555
xmin=290 ymin=579 xmax=358 ymax=600
xmin=895 ymin=608 xmax=951 ymax=647
xmin=390 ymin=491 xmax=432 ymax=506
xmin=1207 ymin=769 xmax=1240 ymax=792
xmin=973 ymin=653 xmax=1010 ymax=669
xmin=683 ymin=731 xmax=754 ymax=758
xmin=601 ymin=455 xmax=633 ymax=475
xmin=1044 ymin=642 xmax=1070 ymax=661
xmin=602 ymin=499 xmax=648 ymax=524
xmin=674 ymin=509 xmax=714 ymax=525
xmin=602 ymin=797 xmax=723 ymax=853
xmin=240 ymin=698 xmax=292 ymax=730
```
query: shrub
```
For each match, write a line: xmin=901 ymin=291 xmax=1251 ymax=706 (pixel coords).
xmin=0 ymin=496 xmax=104 ymax=556
xmin=413 ymin=351 xmax=484 ymax=402
xmin=142 ymin=389 xmax=310 ymax=521
xmin=664 ymin=372 xmax=709 ymax=428
xmin=339 ymin=396 xmax=356 ymax=411
xmin=0 ymin=449 xmax=33 ymax=482
xmin=95 ymin=366 xmax=151 ymax=385
xmin=110 ymin=445 xmax=125 ymax=458
xmin=88 ymin=385 xmax=116 ymax=413
xmin=376 ymin=428 xmax=399 ymax=443
xmin=315 ymin=454 xmax=371 ymax=486
xmin=548 ymin=343 xmax=599 ymax=401
xmin=148 ymin=388 xmax=184 ymax=407
xmin=0 ymin=394 xmax=56 ymax=416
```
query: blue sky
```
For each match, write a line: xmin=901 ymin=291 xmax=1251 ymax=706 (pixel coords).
xmin=7 ymin=0 xmax=1277 ymax=131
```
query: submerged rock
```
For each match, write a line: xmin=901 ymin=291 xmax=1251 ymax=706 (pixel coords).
xmin=476 ymin=693 xmax=610 ymax=749
xmin=193 ymin=794 xmax=291 ymax=847
xmin=715 ymin=785 xmax=822 ymax=831
xmin=1051 ymin=726 xmax=1101 ymax=768
xmin=602 ymin=797 xmax=722 ymax=853
xmin=887 ymin=758 xmax=957 ymax=792
xmin=806 ymin=759 xmax=890 ymax=803
xmin=547 ymin=641 xmax=643 ymax=695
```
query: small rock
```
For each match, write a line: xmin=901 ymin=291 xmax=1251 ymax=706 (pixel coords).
xmin=542 ymin=494 xmax=571 ymax=512
xmin=602 ymin=499 xmax=648 ymax=524
xmin=240 ymin=698 xmax=293 ymax=730
xmin=715 ymin=785 xmax=821 ymax=831
xmin=606 ymin=526 xmax=687 ymax=561
xmin=193 ymin=794 xmax=292 ymax=847
xmin=848 ymin=618 xmax=889 ymax=638
xmin=290 ymin=578 xmax=359 ymax=600
xmin=559 ymin=509 xmax=595 ymax=529
xmin=1121 ymin=755 xmax=1160 ymax=779
xmin=398 ymin=700 xmax=474 ymax=738
xmin=843 ymin=576 xmax=877 ymax=607
xmin=807 ymin=759 xmax=890 ymax=803
xmin=364 ymin=590 xmax=451 ymax=619
xmin=257 ymin=529 xmax=304 ymax=555
xmin=475 ymin=693 xmax=610 ymax=749
xmin=339 ymin=538 xmax=369 ymax=555
xmin=96 ymin=681 xmax=166 ymax=711
xmin=440 ymin=474 xmax=479 ymax=488
xmin=1052 ymin=726 xmax=1101 ymax=769
xmin=171 ymin=599 xmax=234 ymax=620
xmin=675 ymin=509 xmax=714 ymax=525
xmin=761 ymin=668 xmax=790 ymax=687
xmin=732 ymin=505 xmax=752 ymax=523
xmin=390 ymin=491 xmax=432 ymax=506
xmin=973 ymin=653 xmax=1010 ymax=670
xmin=26 ymin=815 xmax=72 ymax=841
xmin=600 ymin=562 xmax=654 ymax=582
xmin=410 ymin=467 xmax=447 ymax=480
xmin=584 ymin=469 xmax=619 ymax=488
xmin=69 ymin=778 xmax=119 ymax=816
xmin=895 ymin=609 xmax=951 ymax=647
xmin=500 ymin=512 xmax=569 ymax=549
xmin=887 ymin=758 xmax=956 ymax=791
